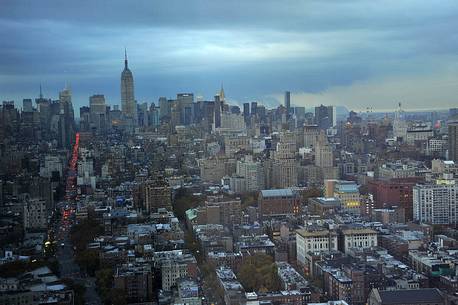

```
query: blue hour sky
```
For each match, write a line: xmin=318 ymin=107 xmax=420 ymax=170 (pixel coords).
xmin=1 ymin=0 xmax=458 ymax=112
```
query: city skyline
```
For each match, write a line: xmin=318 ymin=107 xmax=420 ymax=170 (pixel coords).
xmin=3 ymin=2 xmax=458 ymax=305
xmin=2 ymin=0 xmax=458 ymax=111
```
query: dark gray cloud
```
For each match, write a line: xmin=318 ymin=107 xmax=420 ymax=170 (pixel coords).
xmin=1 ymin=0 xmax=458 ymax=111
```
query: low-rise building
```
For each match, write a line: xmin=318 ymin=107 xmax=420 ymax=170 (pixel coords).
xmin=308 ymin=197 xmax=341 ymax=216
xmin=113 ymin=263 xmax=154 ymax=304
xmin=339 ymin=227 xmax=378 ymax=254
xmin=408 ymin=250 xmax=454 ymax=277
xmin=258 ymin=189 xmax=301 ymax=219
xmin=326 ymin=180 xmax=361 ymax=215
xmin=198 ymin=157 xmax=236 ymax=183
xmin=276 ymin=262 xmax=309 ymax=292
xmin=154 ymin=250 xmax=198 ymax=291
xmin=235 ymin=235 xmax=275 ymax=255
xmin=256 ymin=290 xmax=310 ymax=305
xmin=23 ymin=198 xmax=47 ymax=231
xmin=215 ymin=267 xmax=246 ymax=305
xmin=205 ymin=195 xmax=242 ymax=226
xmin=368 ymin=288 xmax=445 ymax=305
xmin=323 ymin=267 xmax=352 ymax=304
xmin=207 ymin=251 xmax=243 ymax=273
xmin=372 ymin=208 xmax=405 ymax=224
xmin=296 ymin=228 xmax=338 ymax=268
xmin=175 ymin=278 xmax=201 ymax=305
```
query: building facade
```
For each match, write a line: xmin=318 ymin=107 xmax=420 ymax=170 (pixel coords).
xmin=258 ymin=189 xmax=301 ymax=219
xmin=121 ymin=50 xmax=137 ymax=124
xmin=413 ymin=180 xmax=458 ymax=225
xmin=296 ymin=229 xmax=338 ymax=267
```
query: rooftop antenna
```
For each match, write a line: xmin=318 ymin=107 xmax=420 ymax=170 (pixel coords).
xmin=64 ymin=81 xmax=71 ymax=92
xmin=124 ymin=47 xmax=128 ymax=69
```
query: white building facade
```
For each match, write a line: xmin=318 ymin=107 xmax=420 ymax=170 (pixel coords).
xmin=413 ymin=180 xmax=458 ymax=225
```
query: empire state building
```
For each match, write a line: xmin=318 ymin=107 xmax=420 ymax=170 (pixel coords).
xmin=121 ymin=49 xmax=137 ymax=123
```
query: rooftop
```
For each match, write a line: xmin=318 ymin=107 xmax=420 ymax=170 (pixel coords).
xmin=341 ymin=227 xmax=378 ymax=235
xmin=376 ymin=288 xmax=443 ymax=304
xmin=276 ymin=262 xmax=308 ymax=288
xmin=312 ymin=197 xmax=341 ymax=205
xmin=335 ymin=181 xmax=359 ymax=193
xmin=296 ymin=228 xmax=336 ymax=238
xmin=260 ymin=189 xmax=294 ymax=198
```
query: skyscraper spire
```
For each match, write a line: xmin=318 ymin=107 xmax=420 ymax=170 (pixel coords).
xmin=124 ymin=48 xmax=128 ymax=69
xmin=121 ymin=48 xmax=136 ymax=126
xmin=219 ymin=82 xmax=225 ymax=101
xmin=39 ymin=83 xmax=43 ymax=99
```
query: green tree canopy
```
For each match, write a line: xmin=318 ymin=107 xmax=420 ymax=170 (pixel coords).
xmin=236 ymin=253 xmax=281 ymax=292
xmin=172 ymin=188 xmax=202 ymax=220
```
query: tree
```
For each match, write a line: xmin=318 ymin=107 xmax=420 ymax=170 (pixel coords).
xmin=75 ymin=250 xmax=99 ymax=276
xmin=0 ymin=261 xmax=28 ymax=277
xmin=0 ymin=259 xmax=52 ymax=278
xmin=47 ymin=258 xmax=60 ymax=276
xmin=107 ymin=288 xmax=127 ymax=305
xmin=200 ymin=262 xmax=216 ymax=277
xmin=184 ymin=230 xmax=202 ymax=262
xmin=302 ymin=187 xmax=323 ymax=202
xmin=62 ymin=279 xmax=86 ymax=305
xmin=237 ymin=253 xmax=281 ymax=292
xmin=241 ymin=192 xmax=258 ymax=209
xmin=70 ymin=218 xmax=103 ymax=252
xmin=70 ymin=217 xmax=103 ymax=275
xmin=238 ymin=262 xmax=258 ymax=291
xmin=172 ymin=188 xmax=202 ymax=220
xmin=95 ymin=268 xmax=114 ymax=304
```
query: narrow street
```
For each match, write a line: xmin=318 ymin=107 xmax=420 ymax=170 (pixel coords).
xmin=55 ymin=206 xmax=102 ymax=305
xmin=55 ymin=132 xmax=102 ymax=305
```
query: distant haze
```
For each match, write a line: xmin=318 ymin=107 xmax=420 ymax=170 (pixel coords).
xmin=1 ymin=0 xmax=458 ymax=111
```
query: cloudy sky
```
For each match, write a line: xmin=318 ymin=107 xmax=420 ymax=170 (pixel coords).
xmin=1 ymin=0 xmax=458 ymax=112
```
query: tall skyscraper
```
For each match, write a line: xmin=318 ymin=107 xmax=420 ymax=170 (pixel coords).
xmin=449 ymin=121 xmax=458 ymax=162
xmin=121 ymin=49 xmax=137 ymax=124
xmin=89 ymin=94 xmax=108 ymax=133
xmin=314 ymin=131 xmax=333 ymax=168
xmin=58 ymin=86 xmax=75 ymax=148
xmin=251 ymin=101 xmax=258 ymax=117
xmin=35 ymin=85 xmax=52 ymax=134
xmin=243 ymin=103 xmax=250 ymax=117
xmin=219 ymin=84 xmax=225 ymax=102
xmin=177 ymin=93 xmax=194 ymax=125
xmin=148 ymin=103 xmax=160 ymax=127
xmin=90 ymin=95 xmax=106 ymax=114
xmin=213 ymin=95 xmax=222 ymax=129
xmin=315 ymin=131 xmax=337 ymax=179
xmin=449 ymin=108 xmax=458 ymax=119
xmin=284 ymin=91 xmax=291 ymax=117
xmin=272 ymin=131 xmax=297 ymax=188
xmin=79 ymin=106 xmax=90 ymax=131
xmin=303 ymin=124 xmax=320 ymax=148
xmin=22 ymin=99 xmax=33 ymax=112
xmin=159 ymin=97 xmax=170 ymax=119
xmin=314 ymin=104 xmax=334 ymax=130
xmin=393 ymin=102 xmax=408 ymax=140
